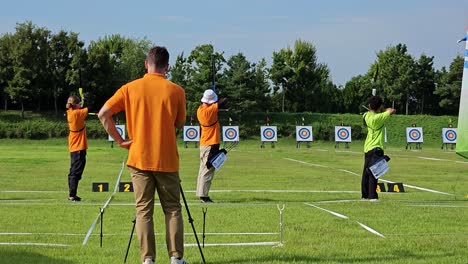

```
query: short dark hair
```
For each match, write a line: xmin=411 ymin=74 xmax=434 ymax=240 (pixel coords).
xmin=368 ymin=96 xmax=383 ymax=111
xmin=146 ymin=46 xmax=169 ymax=69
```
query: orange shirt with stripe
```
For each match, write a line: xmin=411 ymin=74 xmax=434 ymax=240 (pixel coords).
xmin=197 ymin=103 xmax=220 ymax=146
xmin=67 ymin=108 xmax=88 ymax=152
xmin=104 ymin=73 xmax=186 ymax=172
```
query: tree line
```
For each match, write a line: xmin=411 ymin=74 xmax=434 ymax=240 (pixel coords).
xmin=0 ymin=21 xmax=463 ymax=118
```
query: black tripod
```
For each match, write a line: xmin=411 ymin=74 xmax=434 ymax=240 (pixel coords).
xmin=123 ymin=184 xmax=206 ymax=264
xmin=180 ymin=184 xmax=206 ymax=264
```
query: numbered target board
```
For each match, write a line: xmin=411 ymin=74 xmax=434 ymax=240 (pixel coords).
xmin=335 ymin=126 xmax=352 ymax=142
xmin=108 ymin=125 xmax=126 ymax=141
xmin=296 ymin=126 xmax=313 ymax=142
xmin=183 ymin=126 xmax=200 ymax=142
xmin=406 ymin=127 xmax=424 ymax=143
xmin=442 ymin=128 xmax=457 ymax=144
xmin=260 ymin=126 xmax=277 ymax=142
xmin=222 ymin=126 xmax=239 ymax=142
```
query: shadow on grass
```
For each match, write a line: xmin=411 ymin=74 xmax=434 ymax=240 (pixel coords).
xmin=0 ymin=250 xmax=76 ymax=264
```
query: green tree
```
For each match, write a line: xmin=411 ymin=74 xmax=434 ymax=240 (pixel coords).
xmin=220 ymin=53 xmax=255 ymax=117
xmin=48 ymin=30 xmax=85 ymax=114
xmin=0 ymin=33 xmax=14 ymax=110
xmin=434 ymin=55 xmax=463 ymax=115
xmin=186 ymin=44 xmax=225 ymax=115
xmin=5 ymin=21 xmax=50 ymax=117
xmin=270 ymin=39 xmax=335 ymax=113
xmin=413 ymin=54 xmax=436 ymax=114
xmin=251 ymin=58 xmax=271 ymax=112
xmin=168 ymin=52 xmax=189 ymax=88
xmin=85 ymin=35 xmax=150 ymax=109
xmin=341 ymin=75 xmax=373 ymax=113
xmin=375 ymin=44 xmax=416 ymax=114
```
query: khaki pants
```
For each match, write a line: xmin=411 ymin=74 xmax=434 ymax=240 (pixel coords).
xmin=129 ymin=167 xmax=184 ymax=262
xmin=196 ymin=145 xmax=215 ymax=197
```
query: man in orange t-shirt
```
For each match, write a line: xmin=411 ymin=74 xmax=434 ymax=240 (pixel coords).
xmin=66 ymin=95 xmax=88 ymax=202
xmin=98 ymin=46 xmax=188 ymax=264
xmin=196 ymin=89 xmax=226 ymax=203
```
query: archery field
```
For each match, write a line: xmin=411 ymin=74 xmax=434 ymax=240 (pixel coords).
xmin=0 ymin=138 xmax=467 ymax=264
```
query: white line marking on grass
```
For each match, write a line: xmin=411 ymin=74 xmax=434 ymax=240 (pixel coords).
xmin=356 ymin=221 xmax=385 ymax=238
xmin=406 ymin=205 xmax=468 ymax=208
xmin=304 ymin=203 xmax=386 ymax=238
xmin=337 ymin=169 xmax=360 ymax=176
xmin=185 ymin=242 xmax=279 ymax=247
xmin=315 ymin=199 xmax=361 ymax=204
xmin=82 ymin=156 xmax=127 ymax=245
xmin=285 ymin=158 xmax=453 ymax=196
xmin=283 ymin=158 xmax=330 ymax=168
xmin=0 ymin=242 xmax=69 ymax=247
xmin=417 ymin=156 xmax=442 ymax=161
xmin=304 ymin=203 xmax=349 ymax=219
xmin=455 ymin=161 xmax=468 ymax=164
xmin=0 ymin=232 xmax=277 ymax=237
xmin=207 ymin=190 xmax=358 ymax=193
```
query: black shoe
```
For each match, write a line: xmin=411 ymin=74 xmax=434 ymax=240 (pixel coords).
xmin=200 ymin=196 xmax=213 ymax=203
xmin=69 ymin=196 xmax=81 ymax=202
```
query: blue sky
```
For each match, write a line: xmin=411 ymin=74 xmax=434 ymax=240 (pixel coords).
xmin=0 ymin=0 xmax=467 ymax=85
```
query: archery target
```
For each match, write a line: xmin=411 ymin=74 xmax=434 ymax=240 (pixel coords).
xmin=108 ymin=125 xmax=126 ymax=141
xmin=183 ymin=126 xmax=200 ymax=142
xmin=406 ymin=127 xmax=424 ymax=143
xmin=335 ymin=126 xmax=352 ymax=142
xmin=442 ymin=128 xmax=457 ymax=143
xmin=260 ymin=126 xmax=277 ymax=142
xmin=296 ymin=126 xmax=313 ymax=142
xmin=222 ymin=126 xmax=239 ymax=142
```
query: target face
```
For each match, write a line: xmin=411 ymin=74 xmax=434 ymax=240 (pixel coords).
xmin=335 ymin=126 xmax=351 ymax=142
xmin=296 ymin=126 xmax=313 ymax=142
xmin=183 ymin=126 xmax=200 ymax=142
xmin=222 ymin=126 xmax=239 ymax=142
xmin=406 ymin=127 xmax=423 ymax=143
xmin=260 ymin=126 xmax=277 ymax=142
xmin=108 ymin=125 xmax=126 ymax=141
xmin=442 ymin=128 xmax=457 ymax=143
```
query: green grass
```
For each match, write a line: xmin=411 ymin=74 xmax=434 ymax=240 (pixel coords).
xmin=0 ymin=138 xmax=467 ymax=264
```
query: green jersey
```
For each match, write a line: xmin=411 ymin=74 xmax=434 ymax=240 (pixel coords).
xmin=363 ymin=111 xmax=391 ymax=153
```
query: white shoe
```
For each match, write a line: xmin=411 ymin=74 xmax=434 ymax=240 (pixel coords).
xmin=143 ymin=258 xmax=155 ymax=264
xmin=170 ymin=256 xmax=189 ymax=264
xmin=369 ymin=199 xmax=379 ymax=202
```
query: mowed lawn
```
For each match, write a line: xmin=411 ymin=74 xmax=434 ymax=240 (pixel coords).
xmin=0 ymin=138 xmax=467 ymax=264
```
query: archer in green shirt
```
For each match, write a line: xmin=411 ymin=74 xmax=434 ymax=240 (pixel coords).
xmin=361 ymin=96 xmax=396 ymax=200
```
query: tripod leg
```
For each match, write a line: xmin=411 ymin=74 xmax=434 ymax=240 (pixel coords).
xmin=124 ymin=217 xmax=136 ymax=263
xmin=180 ymin=184 xmax=206 ymax=264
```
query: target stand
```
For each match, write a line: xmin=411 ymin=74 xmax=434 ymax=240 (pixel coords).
xmin=222 ymin=126 xmax=239 ymax=148
xmin=441 ymin=128 xmax=457 ymax=150
xmin=334 ymin=126 xmax=351 ymax=149
xmin=183 ymin=126 xmax=200 ymax=148
xmin=296 ymin=126 xmax=313 ymax=148
xmin=405 ymin=127 xmax=423 ymax=150
xmin=260 ymin=126 xmax=277 ymax=149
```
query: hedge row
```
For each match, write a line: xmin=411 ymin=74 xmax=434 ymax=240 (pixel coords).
xmin=0 ymin=111 xmax=458 ymax=145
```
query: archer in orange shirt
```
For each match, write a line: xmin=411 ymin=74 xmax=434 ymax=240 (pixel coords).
xmin=196 ymin=89 xmax=227 ymax=203
xmin=66 ymin=95 xmax=88 ymax=202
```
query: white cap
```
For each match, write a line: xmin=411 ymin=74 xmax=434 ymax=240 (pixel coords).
xmin=201 ymin=89 xmax=218 ymax=104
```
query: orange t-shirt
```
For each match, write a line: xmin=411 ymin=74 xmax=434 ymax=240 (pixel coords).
xmin=67 ymin=108 xmax=88 ymax=152
xmin=197 ymin=103 xmax=220 ymax=146
xmin=104 ymin=73 xmax=186 ymax=172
